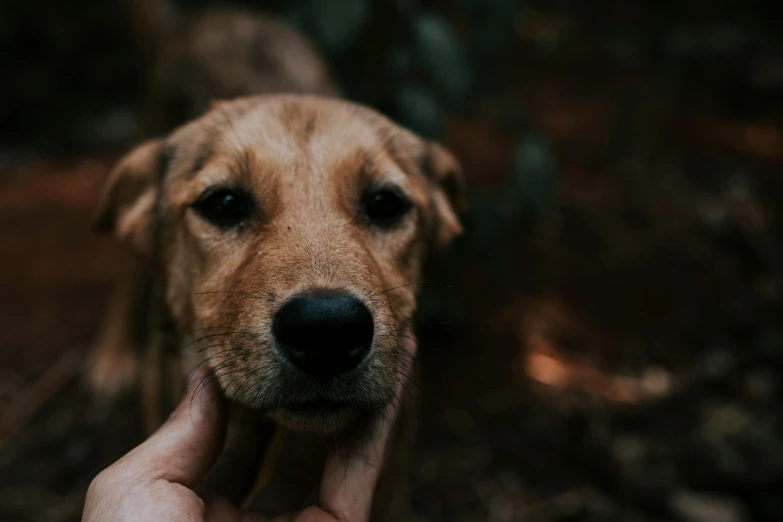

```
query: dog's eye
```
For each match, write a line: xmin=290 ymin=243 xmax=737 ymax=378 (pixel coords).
xmin=363 ymin=188 xmax=411 ymax=228
xmin=192 ymin=188 xmax=252 ymax=228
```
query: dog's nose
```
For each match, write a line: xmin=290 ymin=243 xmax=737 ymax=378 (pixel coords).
xmin=273 ymin=290 xmax=374 ymax=379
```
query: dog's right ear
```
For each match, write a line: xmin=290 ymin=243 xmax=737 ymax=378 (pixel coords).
xmin=94 ymin=139 xmax=167 ymax=254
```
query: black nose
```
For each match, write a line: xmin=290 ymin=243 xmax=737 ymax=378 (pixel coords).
xmin=273 ymin=290 xmax=374 ymax=379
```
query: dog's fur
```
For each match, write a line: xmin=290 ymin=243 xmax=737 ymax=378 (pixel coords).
xmin=89 ymin=2 xmax=337 ymax=398
xmin=122 ymin=0 xmax=336 ymax=136
xmin=90 ymin=95 xmax=465 ymax=519
xmin=89 ymin=3 xmax=464 ymax=518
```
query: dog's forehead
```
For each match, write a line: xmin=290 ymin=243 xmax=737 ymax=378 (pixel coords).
xmin=166 ymin=96 xmax=428 ymax=204
xmin=232 ymin=99 xmax=410 ymax=163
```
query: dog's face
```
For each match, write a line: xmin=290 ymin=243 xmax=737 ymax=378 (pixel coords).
xmin=96 ymin=95 xmax=464 ymax=432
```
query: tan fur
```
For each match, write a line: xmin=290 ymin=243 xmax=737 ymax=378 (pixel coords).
xmin=138 ymin=7 xmax=337 ymax=136
xmin=90 ymin=5 xmax=337 ymax=401
xmin=90 ymin=95 xmax=464 ymax=519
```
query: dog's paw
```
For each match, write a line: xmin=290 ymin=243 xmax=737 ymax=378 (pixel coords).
xmin=84 ymin=340 xmax=138 ymax=399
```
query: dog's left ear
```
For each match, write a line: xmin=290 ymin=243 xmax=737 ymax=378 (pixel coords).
xmin=421 ymin=142 xmax=467 ymax=254
xmin=94 ymin=139 xmax=167 ymax=254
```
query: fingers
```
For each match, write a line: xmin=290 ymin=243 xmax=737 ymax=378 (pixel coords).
xmin=317 ymin=333 xmax=418 ymax=521
xmin=198 ymin=404 xmax=276 ymax=503
xmin=247 ymin=431 xmax=329 ymax=515
xmin=114 ymin=367 xmax=226 ymax=487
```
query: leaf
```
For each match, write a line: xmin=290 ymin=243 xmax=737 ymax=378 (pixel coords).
xmin=307 ymin=0 xmax=371 ymax=53
xmin=412 ymin=13 xmax=472 ymax=105
xmin=508 ymin=133 xmax=557 ymax=220
xmin=393 ymin=85 xmax=445 ymax=140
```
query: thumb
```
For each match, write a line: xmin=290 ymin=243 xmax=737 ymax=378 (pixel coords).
xmin=116 ymin=367 xmax=226 ymax=487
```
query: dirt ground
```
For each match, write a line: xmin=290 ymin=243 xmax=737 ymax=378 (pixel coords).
xmin=2 ymin=7 xmax=783 ymax=522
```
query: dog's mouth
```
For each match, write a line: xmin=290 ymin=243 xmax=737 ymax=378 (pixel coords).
xmin=280 ymin=398 xmax=351 ymax=415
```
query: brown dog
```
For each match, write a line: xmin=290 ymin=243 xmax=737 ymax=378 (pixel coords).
xmin=87 ymin=3 xmax=336 ymax=399
xmin=90 ymin=94 xmax=465 ymax=518
xmin=121 ymin=1 xmax=336 ymax=136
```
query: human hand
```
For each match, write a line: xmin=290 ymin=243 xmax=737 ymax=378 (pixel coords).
xmin=82 ymin=335 xmax=417 ymax=522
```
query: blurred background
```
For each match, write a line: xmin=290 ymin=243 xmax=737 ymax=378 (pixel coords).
xmin=2 ymin=0 xmax=783 ymax=520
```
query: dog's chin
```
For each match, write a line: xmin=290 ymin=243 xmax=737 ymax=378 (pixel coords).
xmin=267 ymin=400 xmax=362 ymax=434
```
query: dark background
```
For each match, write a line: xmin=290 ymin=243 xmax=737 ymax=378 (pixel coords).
xmin=2 ymin=1 xmax=783 ymax=521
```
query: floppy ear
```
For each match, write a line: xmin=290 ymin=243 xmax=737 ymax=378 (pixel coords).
xmin=95 ymin=140 xmax=166 ymax=254
xmin=421 ymin=142 xmax=468 ymax=254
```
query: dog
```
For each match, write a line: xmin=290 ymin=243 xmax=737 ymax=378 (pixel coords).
xmin=120 ymin=0 xmax=336 ymax=136
xmin=88 ymin=2 xmax=465 ymax=517
xmin=88 ymin=94 xmax=466 ymax=519
xmin=87 ymin=2 xmax=336 ymax=399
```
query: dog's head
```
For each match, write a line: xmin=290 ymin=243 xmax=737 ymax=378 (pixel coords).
xmin=96 ymin=95 xmax=465 ymax=432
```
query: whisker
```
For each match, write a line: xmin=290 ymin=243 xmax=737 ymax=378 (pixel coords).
xmin=192 ymin=366 xmax=249 ymax=403
xmin=225 ymin=368 xmax=251 ymax=399
xmin=390 ymin=360 xmax=423 ymax=398
xmin=396 ymin=373 xmax=422 ymax=404
xmin=189 ymin=370 xmax=222 ymax=418
xmin=186 ymin=345 xmax=240 ymax=380
xmin=194 ymin=361 xmax=239 ymax=394
xmin=398 ymin=332 xmax=420 ymax=345
xmin=200 ymin=350 xmax=247 ymax=373
xmin=382 ymin=351 xmax=420 ymax=368
xmin=385 ymin=385 xmax=412 ymax=444
xmin=187 ymin=344 xmax=245 ymax=384
xmin=187 ymin=351 xmax=243 ymax=389
xmin=390 ymin=339 xmax=421 ymax=355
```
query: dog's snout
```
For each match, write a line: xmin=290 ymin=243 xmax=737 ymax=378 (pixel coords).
xmin=273 ymin=290 xmax=374 ymax=379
